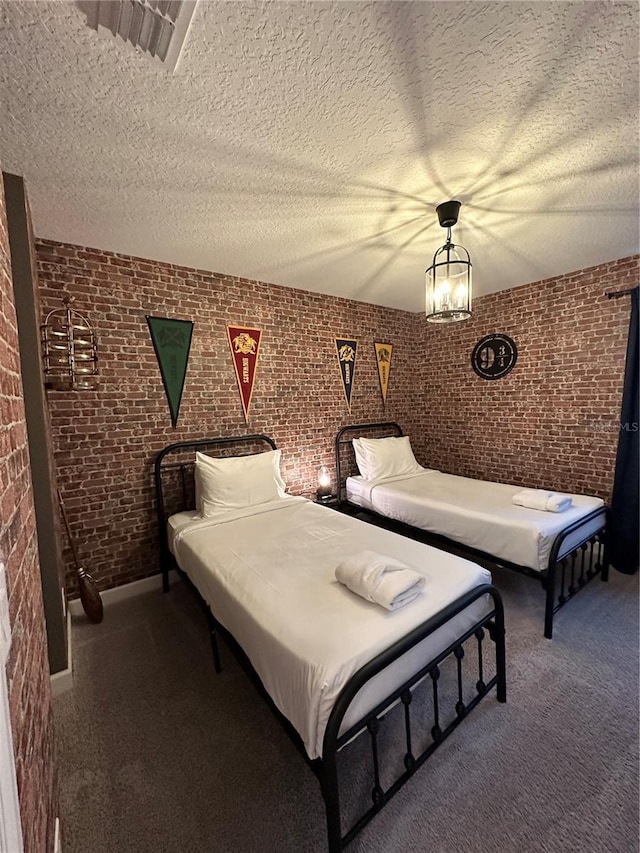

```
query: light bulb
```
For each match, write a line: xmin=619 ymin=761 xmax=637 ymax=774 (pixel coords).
xmin=317 ymin=466 xmax=332 ymax=500
xmin=455 ymin=284 xmax=468 ymax=306
xmin=438 ymin=279 xmax=451 ymax=309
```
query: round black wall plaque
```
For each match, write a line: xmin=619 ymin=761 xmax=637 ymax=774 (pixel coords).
xmin=471 ymin=334 xmax=518 ymax=380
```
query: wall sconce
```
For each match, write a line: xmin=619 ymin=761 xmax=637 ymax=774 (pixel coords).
xmin=316 ymin=465 xmax=333 ymax=501
xmin=41 ymin=296 xmax=98 ymax=390
xmin=425 ymin=200 xmax=472 ymax=323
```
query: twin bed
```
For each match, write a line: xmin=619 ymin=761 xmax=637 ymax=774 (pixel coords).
xmin=154 ymin=425 xmax=607 ymax=851
xmin=154 ymin=435 xmax=506 ymax=853
xmin=336 ymin=422 xmax=609 ymax=640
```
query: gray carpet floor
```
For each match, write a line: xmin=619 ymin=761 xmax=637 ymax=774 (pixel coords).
xmin=53 ymin=566 xmax=639 ymax=853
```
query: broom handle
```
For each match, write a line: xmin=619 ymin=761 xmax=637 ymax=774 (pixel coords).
xmin=57 ymin=488 xmax=84 ymax=572
xmin=56 ymin=489 xmax=103 ymax=624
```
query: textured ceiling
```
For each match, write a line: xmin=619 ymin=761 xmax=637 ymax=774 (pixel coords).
xmin=0 ymin=1 xmax=638 ymax=311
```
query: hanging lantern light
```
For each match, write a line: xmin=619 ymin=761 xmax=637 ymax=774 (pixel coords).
xmin=425 ymin=200 xmax=472 ymax=323
xmin=40 ymin=296 xmax=98 ymax=390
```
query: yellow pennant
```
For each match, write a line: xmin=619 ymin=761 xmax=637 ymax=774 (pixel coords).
xmin=374 ymin=342 xmax=393 ymax=406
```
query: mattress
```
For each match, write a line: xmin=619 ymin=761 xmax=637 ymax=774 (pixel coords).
xmin=346 ymin=471 xmax=605 ymax=573
xmin=169 ymin=496 xmax=492 ymax=760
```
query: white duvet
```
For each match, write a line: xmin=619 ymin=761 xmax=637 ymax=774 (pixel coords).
xmin=169 ymin=497 xmax=492 ymax=759
xmin=346 ymin=471 xmax=604 ymax=572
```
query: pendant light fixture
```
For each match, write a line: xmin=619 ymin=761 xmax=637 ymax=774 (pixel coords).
xmin=425 ymin=200 xmax=472 ymax=323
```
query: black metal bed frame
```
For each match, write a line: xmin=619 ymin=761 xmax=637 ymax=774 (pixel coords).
xmin=154 ymin=435 xmax=507 ymax=853
xmin=335 ymin=422 xmax=609 ymax=640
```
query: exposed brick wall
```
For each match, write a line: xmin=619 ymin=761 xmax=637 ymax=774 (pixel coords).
xmin=35 ymin=239 xmax=635 ymax=594
xmin=36 ymin=240 xmax=422 ymax=595
xmin=416 ymin=256 xmax=638 ymax=500
xmin=1 ymin=176 xmax=57 ymax=850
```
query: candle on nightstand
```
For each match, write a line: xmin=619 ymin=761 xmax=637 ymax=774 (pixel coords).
xmin=316 ymin=466 xmax=333 ymax=500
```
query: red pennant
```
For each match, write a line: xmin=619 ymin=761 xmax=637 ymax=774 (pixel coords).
xmin=227 ymin=325 xmax=262 ymax=423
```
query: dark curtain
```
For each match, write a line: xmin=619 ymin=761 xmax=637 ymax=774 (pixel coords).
xmin=609 ymin=287 xmax=639 ymax=574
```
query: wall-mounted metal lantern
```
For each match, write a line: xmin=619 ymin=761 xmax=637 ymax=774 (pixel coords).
xmin=40 ymin=297 xmax=98 ymax=390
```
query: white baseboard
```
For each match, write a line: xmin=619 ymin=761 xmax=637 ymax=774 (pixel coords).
xmin=68 ymin=570 xmax=179 ymax=617
xmin=50 ymin=611 xmax=73 ymax=697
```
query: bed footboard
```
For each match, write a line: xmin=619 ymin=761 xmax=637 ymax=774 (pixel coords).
xmin=543 ymin=506 xmax=609 ymax=639
xmin=317 ymin=584 xmax=506 ymax=853
xmin=204 ymin=583 xmax=505 ymax=853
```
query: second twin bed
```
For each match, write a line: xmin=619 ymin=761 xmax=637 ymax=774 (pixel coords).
xmin=336 ymin=422 xmax=608 ymax=639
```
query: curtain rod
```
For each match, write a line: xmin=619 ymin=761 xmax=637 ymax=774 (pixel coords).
xmin=605 ymin=286 xmax=638 ymax=299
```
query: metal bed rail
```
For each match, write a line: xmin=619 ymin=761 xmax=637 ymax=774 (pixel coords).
xmin=204 ymin=581 xmax=506 ymax=853
xmin=318 ymin=583 xmax=506 ymax=852
xmin=543 ymin=505 xmax=608 ymax=638
xmin=335 ymin=421 xmax=402 ymax=503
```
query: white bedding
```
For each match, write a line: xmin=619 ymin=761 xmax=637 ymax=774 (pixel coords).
xmin=346 ymin=471 xmax=605 ymax=573
xmin=169 ymin=497 xmax=492 ymax=760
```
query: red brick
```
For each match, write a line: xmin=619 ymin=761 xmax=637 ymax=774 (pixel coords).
xmin=35 ymin=237 xmax=636 ymax=597
xmin=1 ymin=175 xmax=57 ymax=852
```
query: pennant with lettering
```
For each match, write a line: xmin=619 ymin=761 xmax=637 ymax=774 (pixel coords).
xmin=227 ymin=325 xmax=262 ymax=423
xmin=146 ymin=316 xmax=194 ymax=428
xmin=374 ymin=342 xmax=393 ymax=406
xmin=335 ymin=337 xmax=358 ymax=413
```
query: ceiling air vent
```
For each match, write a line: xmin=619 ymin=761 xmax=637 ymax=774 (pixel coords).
xmin=78 ymin=0 xmax=197 ymax=71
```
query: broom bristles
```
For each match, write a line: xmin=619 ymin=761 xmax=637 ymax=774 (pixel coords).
xmin=78 ymin=571 xmax=104 ymax=623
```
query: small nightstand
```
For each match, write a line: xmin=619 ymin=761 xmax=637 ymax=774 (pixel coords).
xmin=314 ymin=495 xmax=341 ymax=509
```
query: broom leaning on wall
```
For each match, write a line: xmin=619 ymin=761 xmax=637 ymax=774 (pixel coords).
xmin=57 ymin=488 xmax=103 ymax=623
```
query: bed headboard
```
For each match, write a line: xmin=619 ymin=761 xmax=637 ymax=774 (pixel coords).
xmin=154 ymin=435 xmax=277 ymax=576
xmin=334 ymin=422 xmax=403 ymax=502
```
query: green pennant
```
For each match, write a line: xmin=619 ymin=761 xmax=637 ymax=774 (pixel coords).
xmin=146 ymin=316 xmax=194 ymax=427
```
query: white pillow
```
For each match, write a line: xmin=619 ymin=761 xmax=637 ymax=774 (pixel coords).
xmin=195 ymin=449 xmax=287 ymax=517
xmin=352 ymin=438 xmax=370 ymax=479
xmin=356 ymin=436 xmax=423 ymax=481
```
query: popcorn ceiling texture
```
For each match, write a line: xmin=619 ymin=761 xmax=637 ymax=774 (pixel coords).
xmin=36 ymin=239 xmax=636 ymax=596
xmin=0 ymin=174 xmax=57 ymax=852
xmin=1 ymin=1 xmax=638 ymax=311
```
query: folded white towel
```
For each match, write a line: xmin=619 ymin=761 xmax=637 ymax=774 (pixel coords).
xmin=512 ymin=488 xmax=573 ymax=513
xmin=545 ymin=493 xmax=573 ymax=513
xmin=512 ymin=488 xmax=552 ymax=511
xmin=335 ymin=550 xmax=425 ymax=611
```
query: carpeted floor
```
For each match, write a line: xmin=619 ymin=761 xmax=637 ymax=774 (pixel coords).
xmin=53 ymin=564 xmax=639 ymax=853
